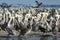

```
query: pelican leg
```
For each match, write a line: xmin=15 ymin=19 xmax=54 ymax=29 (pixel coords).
xmin=6 ymin=27 xmax=14 ymax=36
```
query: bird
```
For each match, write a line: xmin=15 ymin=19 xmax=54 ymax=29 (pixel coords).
xmin=32 ymin=1 xmax=42 ymax=8
xmin=0 ymin=3 xmax=12 ymax=9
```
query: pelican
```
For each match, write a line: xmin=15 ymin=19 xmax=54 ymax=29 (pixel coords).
xmin=0 ymin=3 xmax=12 ymax=9
xmin=32 ymin=1 xmax=42 ymax=8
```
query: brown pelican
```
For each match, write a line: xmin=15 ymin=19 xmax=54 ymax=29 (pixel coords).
xmin=18 ymin=11 xmax=32 ymax=36
xmin=0 ymin=3 xmax=12 ymax=9
xmin=6 ymin=16 xmax=15 ymax=35
xmin=51 ymin=20 xmax=58 ymax=34
xmin=0 ymin=12 xmax=7 ymax=31
xmin=18 ymin=21 xmax=32 ymax=37
xmin=32 ymin=1 xmax=42 ymax=8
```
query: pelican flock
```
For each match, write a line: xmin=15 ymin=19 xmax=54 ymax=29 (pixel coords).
xmin=0 ymin=7 xmax=60 ymax=36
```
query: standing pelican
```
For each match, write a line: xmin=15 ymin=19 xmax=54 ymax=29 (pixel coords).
xmin=18 ymin=10 xmax=32 ymax=37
